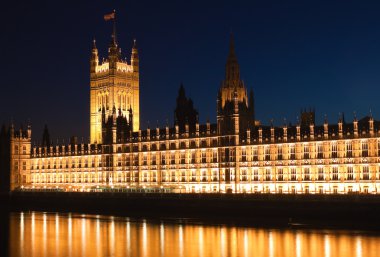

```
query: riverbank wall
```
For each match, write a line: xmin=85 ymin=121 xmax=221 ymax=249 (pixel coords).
xmin=2 ymin=192 xmax=380 ymax=230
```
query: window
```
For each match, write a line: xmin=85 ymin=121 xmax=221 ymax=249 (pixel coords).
xmin=252 ymin=147 xmax=258 ymax=161
xmin=201 ymin=151 xmax=206 ymax=163
xmin=347 ymin=166 xmax=354 ymax=180
xmin=14 ymin=161 xmax=18 ymax=171
xmin=363 ymin=166 xmax=369 ymax=180
xmin=212 ymin=170 xmax=218 ymax=181
xmin=212 ymin=150 xmax=218 ymax=163
xmin=201 ymin=170 xmax=207 ymax=182
xmin=253 ymin=169 xmax=259 ymax=181
xmin=152 ymin=171 xmax=157 ymax=182
xmin=290 ymin=145 xmax=295 ymax=160
xmin=277 ymin=168 xmax=283 ymax=181
xmin=332 ymin=167 xmax=339 ymax=180
xmin=362 ymin=141 xmax=368 ymax=157
xmin=303 ymin=144 xmax=310 ymax=159
xmin=180 ymin=152 xmax=186 ymax=164
xmin=291 ymin=168 xmax=297 ymax=181
xmin=170 ymin=153 xmax=175 ymax=165
xmin=241 ymin=148 xmax=247 ymax=162
xmin=22 ymin=161 xmax=26 ymax=170
xmin=265 ymin=168 xmax=271 ymax=181
xmin=317 ymin=144 xmax=323 ymax=159
xmin=22 ymin=146 xmax=26 ymax=154
xmin=277 ymin=146 xmax=282 ymax=160
xmin=241 ymin=170 xmax=247 ymax=181
xmin=181 ymin=171 xmax=186 ymax=182
xmin=318 ymin=167 xmax=324 ymax=181
xmin=191 ymin=152 xmax=196 ymax=163
xmin=191 ymin=170 xmax=196 ymax=182
xmin=151 ymin=154 xmax=156 ymax=165
xmin=346 ymin=142 xmax=353 ymax=158
xmin=303 ymin=168 xmax=310 ymax=181
xmin=14 ymin=146 xmax=19 ymax=154
xmin=331 ymin=143 xmax=337 ymax=158
xmin=161 ymin=154 xmax=166 ymax=165
xmin=143 ymin=154 xmax=147 ymax=165
xmin=134 ymin=154 xmax=139 ymax=166
xmin=265 ymin=146 xmax=270 ymax=161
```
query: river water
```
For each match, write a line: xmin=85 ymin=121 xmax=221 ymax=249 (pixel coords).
xmin=3 ymin=212 xmax=380 ymax=257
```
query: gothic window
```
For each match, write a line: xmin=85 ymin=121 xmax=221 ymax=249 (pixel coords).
xmin=277 ymin=168 xmax=283 ymax=181
xmin=290 ymin=145 xmax=296 ymax=160
xmin=318 ymin=167 xmax=324 ymax=181
xmin=317 ymin=144 xmax=323 ymax=159
xmin=332 ymin=167 xmax=339 ymax=180
xmin=161 ymin=154 xmax=166 ymax=165
xmin=201 ymin=170 xmax=207 ymax=182
xmin=180 ymin=152 xmax=185 ymax=164
xmin=241 ymin=148 xmax=246 ymax=162
xmin=253 ymin=169 xmax=259 ymax=181
xmin=291 ymin=168 xmax=297 ymax=181
xmin=201 ymin=151 xmax=206 ymax=163
xmin=264 ymin=146 xmax=270 ymax=161
xmin=303 ymin=168 xmax=310 ymax=181
xmin=241 ymin=170 xmax=247 ymax=181
xmin=362 ymin=141 xmax=368 ymax=157
xmin=277 ymin=146 xmax=282 ymax=160
xmin=331 ymin=143 xmax=337 ymax=158
xmin=212 ymin=150 xmax=218 ymax=163
xmin=265 ymin=168 xmax=271 ymax=181
xmin=303 ymin=144 xmax=310 ymax=159
xmin=346 ymin=142 xmax=353 ymax=158
xmin=252 ymin=147 xmax=258 ymax=161
xmin=347 ymin=166 xmax=354 ymax=180
xmin=143 ymin=154 xmax=147 ymax=165
xmin=363 ymin=166 xmax=369 ymax=180
xmin=191 ymin=151 xmax=196 ymax=163
xmin=191 ymin=170 xmax=196 ymax=182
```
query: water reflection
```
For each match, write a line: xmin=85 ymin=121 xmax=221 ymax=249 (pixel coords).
xmin=6 ymin=212 xmax=380 ymax=257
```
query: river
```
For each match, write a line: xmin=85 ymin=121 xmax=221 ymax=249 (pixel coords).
xmin=3 ymin=212 xmax=380 ymax=257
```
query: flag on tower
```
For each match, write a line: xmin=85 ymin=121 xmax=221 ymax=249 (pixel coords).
xmin=104 ymin=11 xmax=115 ymax=21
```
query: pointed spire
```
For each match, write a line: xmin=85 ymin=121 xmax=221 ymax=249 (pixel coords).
xmin=225 ymin=33 xmax=241 ymax=84
xmin=92 ymin=38 xmax=97 ymax=50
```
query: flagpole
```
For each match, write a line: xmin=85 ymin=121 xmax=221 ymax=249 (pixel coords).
xmin=113 ymin=9 xmax=117 ymax=44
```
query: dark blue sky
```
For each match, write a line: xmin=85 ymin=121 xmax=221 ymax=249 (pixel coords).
xmin=1 ymin=0 xmax=380 ymax=142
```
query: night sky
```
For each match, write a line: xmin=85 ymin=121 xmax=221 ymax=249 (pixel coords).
xmin=1 ymin=0 xmax=380 ymax=143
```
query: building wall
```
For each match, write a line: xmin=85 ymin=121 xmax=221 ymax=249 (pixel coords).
xmin=19 ymin=127 xmax=380 ymax=194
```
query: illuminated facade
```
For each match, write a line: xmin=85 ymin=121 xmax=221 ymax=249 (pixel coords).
xmin=7 ymin=30 xmax=380 ymax=194
xmin=90 ymin=27 xmax=139 ymax=144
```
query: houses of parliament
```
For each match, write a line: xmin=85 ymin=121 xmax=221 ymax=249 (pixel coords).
xmin=2 ymin=23 xmax=380 ymax=195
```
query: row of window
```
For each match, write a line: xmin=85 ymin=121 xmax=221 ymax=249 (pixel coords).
xmin=29 ymin=166 xmax=376 ymax=184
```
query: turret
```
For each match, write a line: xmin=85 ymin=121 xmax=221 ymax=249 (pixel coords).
xmin=310 ymin=123 xmax=314 ymax=140
xmin=90 ymin=39 xmax=99 ymax=73
xmin=283 ymin=124 xmax=288 ymax=142
xmin=131 ymin=39 xmax=139 ymax=73
xmin=353 ymin=114 xmax=358 ymax=137
xmin=338 ymin=115 xmax=343 ymax=138
xmin=369 ymin=111 xmax=374 ymax=136
xmin=324 ymin=116 xmax=329 ymax=139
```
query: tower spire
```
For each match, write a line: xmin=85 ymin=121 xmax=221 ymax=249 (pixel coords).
xmin=225 ymin=33 xmax=240 ymax=84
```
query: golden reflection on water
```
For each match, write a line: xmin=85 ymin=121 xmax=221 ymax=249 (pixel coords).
xmin=9 ymin=212 xmax=380 ymax=257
